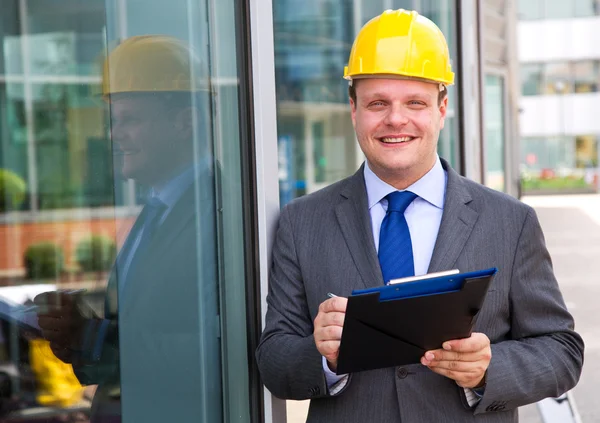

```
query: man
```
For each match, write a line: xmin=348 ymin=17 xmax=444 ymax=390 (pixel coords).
xmin=34 ymin=35 xmax=222 ymax=423
xmin=256 ymin=9 xmax=584 ymax=423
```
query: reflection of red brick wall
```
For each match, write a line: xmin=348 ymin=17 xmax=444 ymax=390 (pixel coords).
xmin=0 ymin=217 xmax=136 ymax=273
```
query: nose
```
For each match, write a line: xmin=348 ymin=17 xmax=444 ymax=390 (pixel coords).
xmin=384 ymin=104 xmax=409 ymax=127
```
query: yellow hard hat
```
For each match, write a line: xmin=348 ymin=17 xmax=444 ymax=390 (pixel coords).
xmin=344 ymin=9 xmax=454 ymax=86
xmin=101 ymin=35 xmax=210 ymax=96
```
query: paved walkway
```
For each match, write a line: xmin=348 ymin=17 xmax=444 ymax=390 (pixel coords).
xmin=519 ymin=194 xmax=599 ymax=423
xmin=286 ymin=194 xmax=600 ymax=423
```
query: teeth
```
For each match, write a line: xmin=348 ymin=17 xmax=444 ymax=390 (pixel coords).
xmin=382 ymin=137 xmax=413 ymax=143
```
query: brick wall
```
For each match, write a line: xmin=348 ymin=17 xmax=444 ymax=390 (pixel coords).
xmin=0 ymin=217 xmax=136 ymax=274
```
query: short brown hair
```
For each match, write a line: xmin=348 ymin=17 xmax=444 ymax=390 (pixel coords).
xmin=348 ymin=80 xmax=448 ymax=106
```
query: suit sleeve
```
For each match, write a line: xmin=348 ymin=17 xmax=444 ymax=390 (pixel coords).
xmin=474 ymin=208 xmax=584 ymax=414
xmin=255 ymin=205 xmax=330 ymax=400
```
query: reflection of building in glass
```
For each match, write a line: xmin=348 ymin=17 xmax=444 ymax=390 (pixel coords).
xmin=518 ymin=0 xmax=600 ymax=192
xmin=479 ymin=0 xmax=522 ymax=194
xmin=0 ymin=0 xmax=120 ymax=283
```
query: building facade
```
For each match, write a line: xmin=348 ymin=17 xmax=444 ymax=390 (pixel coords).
xmin=518 ymin=0 xmax=600 ymax=194
xmin=0 ymin=0 xmax=518 ymax=422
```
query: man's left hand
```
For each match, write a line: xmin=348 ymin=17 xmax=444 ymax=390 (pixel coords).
xmin=421 ymin=332 xmax=491 ymax=389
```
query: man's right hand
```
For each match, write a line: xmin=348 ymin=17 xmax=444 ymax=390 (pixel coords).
xmin=33 ymin=291 xmax=88 ymax=363
xmin=313 ymin=296 xmax=347 ymax=372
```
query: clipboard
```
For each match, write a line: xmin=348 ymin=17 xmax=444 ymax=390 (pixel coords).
xmin=336 ymin=267 xmax=497 ymax=375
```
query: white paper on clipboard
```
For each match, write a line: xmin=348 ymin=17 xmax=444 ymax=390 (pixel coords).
xmin=388 ymin=269 xmax=460 ymax=285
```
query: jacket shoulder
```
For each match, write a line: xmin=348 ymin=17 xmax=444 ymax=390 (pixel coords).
xmin=283 ymin=175 xmax=355 ymax=212
xmin=459 ymin=175 xmax=532 ymax=217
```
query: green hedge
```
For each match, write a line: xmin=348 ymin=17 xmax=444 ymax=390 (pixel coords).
xmin=0 ymin=169 xmax=27 ymax=212
xmin=24 ymin=242 xmax=64 ymax=280
xmin=75 ymin=234 xmax=116 ymax=272
xmin=522 ymin=176 xmax=590 ymax=191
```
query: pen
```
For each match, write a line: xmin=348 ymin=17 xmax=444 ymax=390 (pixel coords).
xmin=327 ymin=292 xmax=338 ymax=298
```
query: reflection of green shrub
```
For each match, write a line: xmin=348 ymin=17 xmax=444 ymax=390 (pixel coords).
xmin=75 ymin=235 xmax=116 ymax=272
xmin=24 ymin=243 xmax=64 ymax=280
xmin=0 ymin=169 xmax=27 ymax=212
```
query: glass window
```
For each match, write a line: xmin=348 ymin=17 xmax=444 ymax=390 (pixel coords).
xmin=26 ymin=0 xmax=106 ymax=77
xmin=32 ymin=83 xmax=112 ymax=210
xmin=274 ymin=0 xmax=461 ymax=205
xmin=484 ymin=75 xmax=506 ymax=192
xmin=362 ymin=0 xmax=386 ymax=24
xmin=544 ymin=0 xmax=574 ymax=19
xmin=573 ymin=60 xmax=599 ymax=93
xmin=518 ymin=0 xmax=544 ymax=20
xmin=544 ymin=62 xmax=572 ymax=94
xmin=521 ymin=63 xmax=544 ymax=96
xmin=274 ymin=0 xmax=357 ymax=201
xmin=574 ymin=0 xmax=600 ymax=17
xmin=0 ymin=0 xmax=22 ymax=75
xmin=0 ymin=1 xmax=254 ymax=422
xmin=418 ymin=0 xmax=460 ymax=168
xmin=0 ymin=83 xmax=29 ymax=212
xmin=575 ymin=135 xmax=598 ymax=168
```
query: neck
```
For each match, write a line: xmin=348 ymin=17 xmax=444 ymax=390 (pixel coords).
xmin=369 ymin=158 xmax=437 ymax=191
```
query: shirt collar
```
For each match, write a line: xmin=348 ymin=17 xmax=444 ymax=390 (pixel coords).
xmin=364 ymin=156 xmax=446 ymax=210
xmin=152 ymin=167 xmax=195 ymax=209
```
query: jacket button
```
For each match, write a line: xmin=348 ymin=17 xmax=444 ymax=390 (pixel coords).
xmin=396 ymin=367 xmax=408 ymax=379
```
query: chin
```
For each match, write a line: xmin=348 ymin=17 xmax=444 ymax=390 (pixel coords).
xmin=381 ymin=159 xmax=416 ymax=173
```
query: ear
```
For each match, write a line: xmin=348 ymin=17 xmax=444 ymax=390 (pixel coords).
xmin=438 ymin=96 xmax=448 ymax=129
xmin=349 ymin=97 xmax=357 ymax=129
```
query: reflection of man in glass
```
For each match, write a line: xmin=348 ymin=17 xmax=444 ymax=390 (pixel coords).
xmin=34 ymin=35 xmax=221 ymax=423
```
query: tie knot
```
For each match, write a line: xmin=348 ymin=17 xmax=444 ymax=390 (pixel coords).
xmin=386 ymin=191 xmax=417 ymax=213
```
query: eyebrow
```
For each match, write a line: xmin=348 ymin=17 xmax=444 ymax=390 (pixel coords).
xmin=362 ymin=92 xmax=433 ymax=102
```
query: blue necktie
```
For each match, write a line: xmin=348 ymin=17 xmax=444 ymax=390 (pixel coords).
xmin=378 ymin=191 xmax=418 ymax=284
xmin=117 ymin=197 xmax=166 ymax=287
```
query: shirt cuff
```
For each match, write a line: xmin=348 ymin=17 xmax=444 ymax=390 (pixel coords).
xmin=322 ymin=356 xmax=349 ymax=395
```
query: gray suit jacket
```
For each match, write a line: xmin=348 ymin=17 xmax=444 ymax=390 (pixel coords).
xmin=256 ymin=159 xmax=584 ymax=423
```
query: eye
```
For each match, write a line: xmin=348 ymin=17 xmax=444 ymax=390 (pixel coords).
xmin=367 ymin=101 xmax=386 ymax=108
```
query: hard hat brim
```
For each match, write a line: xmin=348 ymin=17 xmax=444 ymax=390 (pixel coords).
xmin=345 ymin=73 xmax=454 ymax=87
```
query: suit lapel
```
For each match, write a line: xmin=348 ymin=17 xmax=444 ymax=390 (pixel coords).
xmin=428 ymin=159 xmax=479 ymax=273
xmin=335 ymin=165 xmax=383 ymax=289
xmin=119 ymin=183 xmax=203 ymax=314
xmin=141 ymin=185 xmax=198 ymax=261
xmin=115 ymin=165 xmax=216 ymax=314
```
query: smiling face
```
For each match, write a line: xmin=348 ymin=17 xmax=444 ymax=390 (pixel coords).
xmin=350 ymin=78 xmax=447 ymax=189
xmin=109 ymin=93 xmax=193 ymax=187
